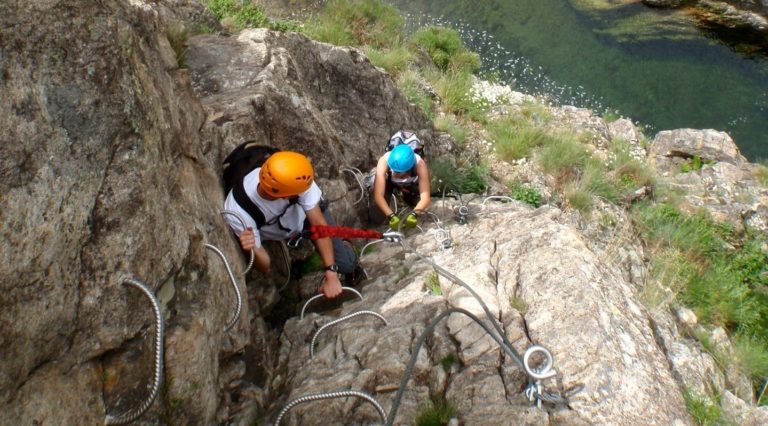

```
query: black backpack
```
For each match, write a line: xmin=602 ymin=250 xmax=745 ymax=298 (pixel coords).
xmin=222 ymin=141 xmax=299 ymax=229
xmin=384 ymin=130 xmax=425 ymax=158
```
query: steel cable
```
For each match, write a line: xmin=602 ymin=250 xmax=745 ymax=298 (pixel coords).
xmin=310 ymin=310 xmax=388 ymax=358
xmin=300 ymin=286 xmax=364 ymax=320
xmin=386 ymin=307 xmax=543 ymax=425
xmin=274 ymin=390 xmax=386 ymax=426
xmin=204 ymin=244 xmax=243 ymax=332
xmin=219 ymin=210 xmax=255 ymax=275
xmin=105 ymin=276 xmax=165 ymax=425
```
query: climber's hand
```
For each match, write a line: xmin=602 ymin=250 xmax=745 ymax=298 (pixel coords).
xmin=404 ymin=213 xmax=418 ymax=228
xmin=388 ymin=214 xmax=400 ymax=230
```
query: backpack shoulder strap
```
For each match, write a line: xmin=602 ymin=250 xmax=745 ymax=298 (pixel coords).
xmin=232 ymin=178 xmax=267 ymax=228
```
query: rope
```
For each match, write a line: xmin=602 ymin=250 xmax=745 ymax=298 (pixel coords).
xmin=310 ymin=310 xmax=388 ymax=358
xmin=300 ymin=286 xmax=364 ymax=320
xmin=307 ymin=225 xmax=383 ymax=241
xmin=204 ymin=244 xmax=243 ymax=332
xmin=219 ymin=210 xmax=255 ymax=275
xmin=106 ymin=276 xmax=164 ymax=425
xmin=274 ymin=390 xmax=386 ymax=426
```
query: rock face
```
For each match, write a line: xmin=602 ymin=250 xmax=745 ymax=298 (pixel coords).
xmin=273 ymin=202 xmax=691 ymax=425
xmin=649 ymin=128 xmax=768 ymax=231
xmin=1 ymin=0 xmax=247 ymax=423
xmin=1 ymin=0 xmax=762 ymax=425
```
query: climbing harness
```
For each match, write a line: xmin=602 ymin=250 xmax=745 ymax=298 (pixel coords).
xmin=106 ymin=276 xmax=164 ymax=425
xmin=310 ymin=310 xmax=388 ymax=358
xmin=274 ymin=390 xmax=386 ymax=426
xmin=300 ymin=286 xmax=364 ymax=320
xmin=203 ymin=244 xmax=243 ymax=332
xmin=219 ymin=210 xmax=255 ymax=275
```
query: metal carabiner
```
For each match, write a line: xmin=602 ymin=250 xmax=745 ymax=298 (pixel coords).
xmin=287 ymin=233 xmax=303 ymax=249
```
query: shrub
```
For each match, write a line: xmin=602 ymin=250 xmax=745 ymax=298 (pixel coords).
xmin=440 ymin=353 xmax=457 ymax=372
xmin=430 ymin=158 xmax=488 ymax=195
xmin=753 ymin=161 xmax=768 ymax=187
xmin=427 ymin=271 xmax=442 ymax=296
xmin=415 ymin=398 xmax=456 ymax=426
xmin=366 ymin=44 xmax=413 ymax=77
xmin=204 ymin=0 xmax=268 ymax=30
xmin=538 ymin=134 xmax=590 ymax=184
xmin=396 ymin=70 xmax=434 ymax=118
xmin=411 ymin=26 xmax=480 ymax=74
xmin=433 ymin=115 xmax=470 ymax=147
xmin=488 ymin=118 xmax=553 ymax=161
xmin=509 ymin=182 xmax=541 ymax=207
xmin=304 ymin=0 xmax=404 ymax=48
xmin=426 ymin=69 xmax=488 ymax=121
xmin=683 ymin=389 xmax=722 ymax=426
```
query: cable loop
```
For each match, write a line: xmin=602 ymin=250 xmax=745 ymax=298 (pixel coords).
xmin=300 ymin=287 xmax=364 ymax=320
xmin=106 ymin=276 xmax=164 ymax=425
xmin=310 ymin=310 xmax=388 ymax=358
xmin=481 ymin=196 xmax=515 ymax=207
xmin=204 ymin=244 xmax=243 ymax=332
xmin=523 ymin=345 xmax=556 ymax=380
xmin=219 ymin=210 xmax=255 ymax=275
xmin=274 ymin=390 xmax=386 ymax=426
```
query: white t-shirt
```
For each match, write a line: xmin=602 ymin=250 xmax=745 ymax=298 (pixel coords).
xmin=223 ymin=168 xmax=322 ymax=247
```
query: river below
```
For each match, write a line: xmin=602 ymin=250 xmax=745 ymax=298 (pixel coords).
xmin=388 ymin=0 xmax=768 ymax=160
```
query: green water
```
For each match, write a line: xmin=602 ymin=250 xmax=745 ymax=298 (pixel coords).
xmin=389 ymin=0 xmax=768 ymax=160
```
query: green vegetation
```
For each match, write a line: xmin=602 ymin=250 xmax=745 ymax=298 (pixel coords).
xmin=430 ymin=158 xmax=488 ymax=194
xmin=427 ymin=271 xmax=442 ymax=296
xmin=414 ymin=398 xmax=456 ymax=426
xmin=488 ymin=118 xmax=555 ymax=161
xmin=683 ymin=389 xmax=722 ymax=426
xmin=204 ymin=0 xmax=268 ymax=30
xmin=165 ymin=23 xmax=214 ymax=68
xmin=411 ymin=27 xmax=481 ymax=73
xmin=633 ymin=203 xmax=768 ymax=390
xmin=753 ymin=161 xmax=768 ymax=187
xmin=509 ymin=182 xmax=541 ymax=208
xmin=440 ymin=353 xmax=457 ymax=371
xmin=304 ymin=0 xmax=404 ymax=48
xmin=509 ymin=296 xmax=528 ymax=314
xmin=680 ymin=155 xmax=714 ymax=173
xmin=294 ymin=252 xmax=323 ymax=276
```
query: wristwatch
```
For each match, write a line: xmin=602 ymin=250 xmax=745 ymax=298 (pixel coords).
xmin=324 ymin=264 xmax=339 ymax=273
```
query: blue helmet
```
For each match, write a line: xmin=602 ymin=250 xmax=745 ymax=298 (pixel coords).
xmin=387 ymin=144 xmax=416 ymax=173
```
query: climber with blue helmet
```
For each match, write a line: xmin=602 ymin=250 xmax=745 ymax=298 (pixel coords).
xmin=370 ymin=134 xmax=431 ymax=230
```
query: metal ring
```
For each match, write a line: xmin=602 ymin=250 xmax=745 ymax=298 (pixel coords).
xmin=523 ymin=345 xmax=556 ymax=380
xmin=300 ymin=287 xmax=364 ymax=320
xmin=481 ymin=196 xmax=515 ymax=206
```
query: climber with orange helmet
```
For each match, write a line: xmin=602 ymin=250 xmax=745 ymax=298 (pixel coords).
xmin=223 ymin=150 xmax=362 ymax=299
xmin=370 ymin=141 xmax=431 ymax=229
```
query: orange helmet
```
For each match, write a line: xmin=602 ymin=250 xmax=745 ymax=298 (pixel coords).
xmin=259 ymin=151 xmax=314 ymax=197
